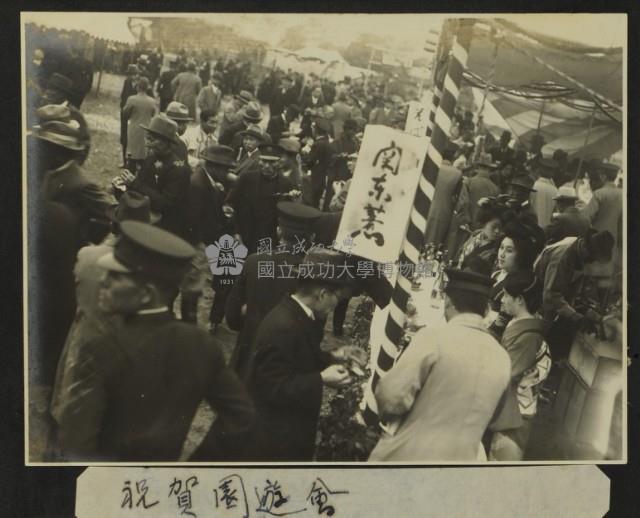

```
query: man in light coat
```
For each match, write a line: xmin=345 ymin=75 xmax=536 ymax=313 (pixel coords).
xmin=369 ymin=268 xmax=511 ymax=462
xmin=122 ymin=77 xmax=156 ymax=170
xmin=171 ymin=62 xmax=202 ymax=119
xmin=531 ymin=158 xmax=560 ymax=228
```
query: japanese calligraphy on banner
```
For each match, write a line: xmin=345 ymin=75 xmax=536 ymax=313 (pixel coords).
xmin=404 ymin=96 xmax=433 ymax=137
xmin=335 ymin=125 xmax=430 ymax=263
xmin=74 ymin=466 xmax=610 ymax=517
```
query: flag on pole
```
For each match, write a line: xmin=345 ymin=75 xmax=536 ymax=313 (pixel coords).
xmin=362 ymin=19 xmax=476 ymax=427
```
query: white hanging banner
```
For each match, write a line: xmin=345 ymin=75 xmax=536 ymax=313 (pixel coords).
xmin=335 ymin=125 xmax=429 ymax=264
xmin=404 ymin=96 xmax=434 ymax=137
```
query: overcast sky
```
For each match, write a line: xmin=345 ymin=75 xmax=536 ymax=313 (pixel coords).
xmin=23 ymin=12 xmax=626 ymax=50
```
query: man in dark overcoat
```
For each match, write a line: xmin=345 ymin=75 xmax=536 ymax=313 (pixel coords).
xmin=121 ymin=115 xmax=191 ymax=241
xmin=227 ymin=144 xmax=299 ymax=254
xmin=53 ymin=221 xmax=255 ymax=462
xmin=303 ymin=117 xmax=334 ymax=210
xmin=243 ymin=247 xmax=356 ymax=461
xmin=225 ymin=202 xmax=321 ymax=381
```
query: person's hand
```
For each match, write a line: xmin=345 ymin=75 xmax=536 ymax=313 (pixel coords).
xmin=120 ymin=170 xmax=136 ymax=186
xmin=321 ymin=364 xmax=352 ymax=388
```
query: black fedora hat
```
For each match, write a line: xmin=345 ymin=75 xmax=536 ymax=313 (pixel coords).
xmin=140 ymin=114 xmax=180 ymax=144
xmin=200 ymin=144 xmax=236 ymax=167
xmin=106 ymin=191 xmax=161 ymax=224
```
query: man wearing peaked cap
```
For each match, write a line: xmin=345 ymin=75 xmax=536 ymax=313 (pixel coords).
xmin=545 ymin=186 xmax=590 ymax=244
xmin=369 ymin=266 xmax=511 ymax=462
xmin=278 ymin=138 xmax=303 ymax=189
xmin=236 ymin=246 xmax=358 ymax=461
xmin=53 ymin=221 xmax=255 ymax=462
xmin=50 ymin=193 xmax=159 ymax=435
xmin=121 ymin=114 xmax=192 ymax=242
xmin=227 ymin=144 xmax=297 ymax=254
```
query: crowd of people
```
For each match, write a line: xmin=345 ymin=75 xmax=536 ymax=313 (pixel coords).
xmin=27 ymin=37 xmax=623 ymax=463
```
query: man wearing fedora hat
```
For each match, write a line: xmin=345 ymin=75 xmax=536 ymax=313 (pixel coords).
xmin=121 ymin=114 xmax=191 ymax=241
xmin=164 ymin=101 xmax=193 ymax=164
xmin=181 ymin=144 xmax=238 ymax=325
xmin=171 ymin=61 xmax=202 ymax=120
xmin=232 ymin=124 xmax=265 ymax=176
xmin=53 ymin=221 xmax=255 ymax=461
xmin=545 ymin=186 xmax=590 ymax=245
xmin=506 ymin=174 xmax=538 ymax=225
xmin=122 ymin=77 xmax=156 ymax=172
xmin=50 ymin=193 xmax=159 ymax=450
xmin=369 ymin=268 xmax=511 ymax=461
xmin=219 ymin=101 xmax=264 ymax=150
xmin=240 ymin=247 xmax=356 ymax=461
xmin=38 ymin=73 xmax=91 ymax=164
xmin=531 ymin=158 xmax=560 ymax=228
xmin=228 ymin=144 xmax=298 ymax=255
xmin=466 ymin=154 xmax=501 ymax=228
xmin=29 ymin=107 xmax=113 ymax=388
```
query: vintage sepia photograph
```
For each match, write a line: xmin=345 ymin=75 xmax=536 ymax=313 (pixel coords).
xmin=22 ymin=12 xmax=626 ymax=465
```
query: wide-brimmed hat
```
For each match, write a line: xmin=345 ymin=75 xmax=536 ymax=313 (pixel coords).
xmin=234 ymin=90 xmax=254 ymax=104
xmin=242 ymin=102 xmax=263 ymax=123
xmin=278 ymin=138 xmax=301 ymax=155
xmin=30 ymin=119 xmax=85 ymax=151
xmin=106 ymin=191 xmax=161 ymax=224
xmin=165 ymin=101 xmax=192 ymax=122
xmin=36 ymin=104 xmax=72 ymax=124
xmin=509 ymin=174 xmax=537 ymax=192
xmin=239 ymin=124 xmax=265 ymax=141
xmin=200 ymin=144 xmax=236 ymax=167
xmin=553 ymin=185 xmax=579 ymax=201
xmin=97 ymin=220 xmax=195 ymax=286
xmin=140 ymin=115 xmax=180 ymax=143
xmin=46 ymin=73 xmax=75 ymax=96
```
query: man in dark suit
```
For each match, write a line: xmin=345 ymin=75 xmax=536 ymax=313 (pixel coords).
xmin=303 ymin=117 xmax=335 ymax=210
xmin=266 ymin=104 xmax=300 ymax=144
xmin=219 ymin=101 xmax=263 ymax=149
xmin=184 ymin=145 xmax=237 ymax=325
xmin=225 ymin=202 xmax=321 ymax=381
xmin=232 ymin=124 xmax=265 ymax=177
xmin=156 ymin=60 xmax=178 ymax=112
xmin=545 ymin=186 xmax=590 ymax=244
xmin=53 ymin=221 xmax=255 ymax=461
xmin=122 ymin=115 xmax=192 ymax=241
xmin=269 ymin=75 xmax=297 ymax=117
xmin=245 ymin=247 xmax=356 ymax=461
xmin=228 ymin=144 xmax=299 ymax=254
